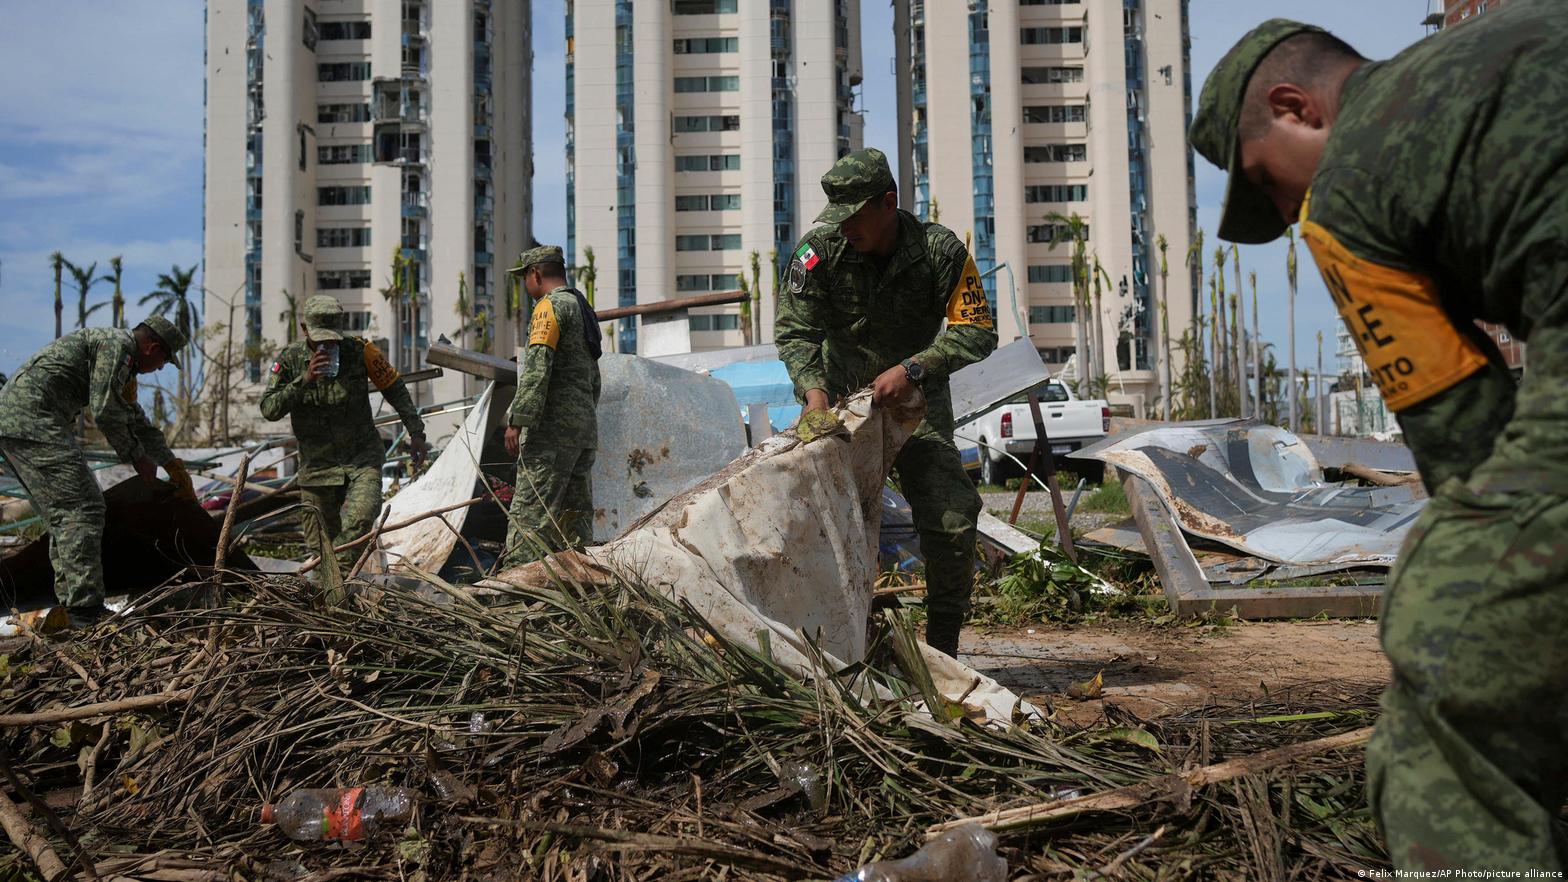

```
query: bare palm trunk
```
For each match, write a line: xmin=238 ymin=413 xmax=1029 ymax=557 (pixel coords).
xmin=1207 ymin=279 xmax=1219 ymax=417
xmin=1316 ymin=331 xmax=1326 ymax=435
xmin=1091 ymin=289 xmax=1105 ymax=395
xmin=1160 ymin=287 xmax=1172 ymax=421
xmin=1251 ymin=276 xmax=1262 ymax=423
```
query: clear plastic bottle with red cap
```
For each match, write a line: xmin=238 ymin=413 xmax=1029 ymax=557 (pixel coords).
xmin=260 ymin=786 xmax=414 ymax=841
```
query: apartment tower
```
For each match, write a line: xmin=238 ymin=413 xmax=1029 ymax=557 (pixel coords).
xmin=204 ymin=0 xmax=533 ymax=425
xmin=901 ymin=0 xmax=1196 ymax=413
xmin=568 ymin=0 xmax=864 ymax=354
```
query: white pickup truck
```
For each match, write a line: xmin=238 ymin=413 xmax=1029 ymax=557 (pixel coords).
xmin=954 ymin=380 xmax=1110 ymax=485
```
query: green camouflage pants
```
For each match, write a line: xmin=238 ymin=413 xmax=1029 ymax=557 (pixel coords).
xmin=1369 ymin=477 xmax=1568 ymax=871
xmin=300 ymin=467 xmax=383 ymax=568
xmin=894 ymin=421 xmax=981 ymax=656
xmin=0 ymin=435 xmax=106 ymax=610
xmin=502 ymin=443 xmax=595 ymax=568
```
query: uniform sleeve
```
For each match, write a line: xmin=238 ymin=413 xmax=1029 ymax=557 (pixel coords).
xmin=775 ymin=242 xmax=832 ymax=400
xmin=363 ymin=340 xmax=424 ymax=440
xmin=90 ymin=343 xmax=146 ymax=463
xmin=259 ymin=351 xmax=307 ymax=421
xmin=507 ymin=297 xmax=560 ymax=428
xmin=1301 ymin=169 xmax=1508 ymax=488
xmin=119 ymin=378 xmax=175 ymax=464
xmin=911 ymin=237 xmax=997 ymax=380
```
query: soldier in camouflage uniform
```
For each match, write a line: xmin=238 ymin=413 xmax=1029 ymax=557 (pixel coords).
xmin=1193 ymin=3 xmax=1568 ymax=871
xmin=500 ymin=245 xmax=602 ymax=567
xmin=0 ymin=316 xmax=195 ymax=626
xmin=776 ymin=148 xmax=997 ymax=657
xmin=260 ymin=296 xmax=428 ymax=571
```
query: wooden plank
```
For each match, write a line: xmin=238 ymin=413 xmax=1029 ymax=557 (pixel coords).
xmin=425 ymin=340 xmax=518 ymax=383
xmin=595 ymin=290 xmax=748 ymax=320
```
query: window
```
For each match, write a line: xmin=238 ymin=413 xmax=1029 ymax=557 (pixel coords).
xmin=1027 ymin=222 xmax=1088 ymax=243
xmin=1021 ymin=27 xmax=1083 ymax=45
xmin=294 ymin=210 xmax=305 ymax=252
xmin=676 ymin=273 xmax=740 ymax=291
xmin=318 ymin=185 xmax=372 ymax=206
xmin=1023 ymin=143 xmax=1087 ymax=162
xmin=675 ymin=235 xmax=741 ymax=251
xmin=673 ymin=114 xmax=741 ymax=133
xmin=674 ymin=37 xmax=738 ymax=53
xmin=303 ymin=8 xmax=319 ymax=50
xmin=319 ymin=20 xmax=372 ymax=40
xmin=298 ymin=128 xmax=308 ymax=170
xmin=674 ymin=75 xmax=740 ymax=93
xmin=317 ymin=269 xmax=372 ymax=290
xmin=1023 ymin=184 xmax=1088 ymax=203
xmin=673 ymin=0 xmax=738 ymax=13
xmin=1028 ymin=305 xmax=1077 ymax=325
xmin=319 ymin=103 xmax=371 ymax=123
xmin=1022 ymin=104 xmax=1086 ymax=124
xmin=1020 ymin=0 xmax=1079 ymax=4
xmin=1027 ymin=265 xmax=1075 ymax=284
xmin=690 ymin=313 xmax=742 ymax=331
xmin=318 ymin=62 xmax=372 ymax=82
xmin=675 ymin=154 xmax=741 ymax=172
xmin=1038 ymin=346 xmax=1077 ymax=364
xmin=1021 ymin=66 xmax=1084 ymax=84
xmin=675 ymin=194 xmax=741 ymax=211
xmin=317 ymin=227 xmax=372 ymax=248
xmin=318 ymin=144 xmax=372 ymax=164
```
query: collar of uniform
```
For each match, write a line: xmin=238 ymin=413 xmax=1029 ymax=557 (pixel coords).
xmin=884 ymin=210 xmax=928 ymax=279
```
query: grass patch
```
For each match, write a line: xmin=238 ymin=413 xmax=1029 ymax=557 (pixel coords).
xmin=1079 ymin=479 xmax=1130 ymax=515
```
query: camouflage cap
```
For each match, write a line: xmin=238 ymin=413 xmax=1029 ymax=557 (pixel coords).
xmin=139 ymin=314 xmax=187 ymax=369
xmin=302 ymin=294 xmax=347 ymax=342
xmin=509 ymin=244 xmax=565 ymax=275
xmin=1190 ymin=18 xmax=1328 ymax=244
xmin=814 ymin=148 xmax=895 ymax=225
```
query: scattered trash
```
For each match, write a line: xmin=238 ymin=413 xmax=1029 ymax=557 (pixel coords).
xmin=833 ymin=823 xmax=1007 ymax=882
xmin=261 ymin=786 xmax=414 ymax=841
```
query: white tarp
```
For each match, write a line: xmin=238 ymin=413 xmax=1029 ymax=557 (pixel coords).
xmin=379 ymin=385 xmax=495 ymax=573
xmin=487 ymin=388 xmax=1033 ymax=726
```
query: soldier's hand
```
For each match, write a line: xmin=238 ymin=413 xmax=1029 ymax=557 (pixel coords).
xmin=803 ymin=388 xmax=831 ymax=414
xmin=408 ymin=435 xmax=431 ymax=472
xmin=305 ymin=347 xmax=332 ymax=382
xmin=133 ymin=455 xmax=158 ymax=485
xmin=872 ymin=364 xmax=915 ymax=407
xmin=163 ymin=458 xmax=197 ymax=502
xmin=504 ymin=426 xmax=523 ymax=458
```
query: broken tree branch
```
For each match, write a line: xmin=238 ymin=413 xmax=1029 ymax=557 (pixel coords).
xmin=0 ymin=690 xmax=195 ymax=728
xmin=1341 ymin=462 xmax=1420 ymax=487
xmin=926 ymin=726 xmax=1373 ymax=837
xmin=211 ymin=451 xmax=252 ymax=601
xmin=0 ymin=791 xmax=66 ymax=882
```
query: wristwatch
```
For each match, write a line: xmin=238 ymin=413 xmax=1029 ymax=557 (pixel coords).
xmin=901 ymin=358 xmax=926 ymax=383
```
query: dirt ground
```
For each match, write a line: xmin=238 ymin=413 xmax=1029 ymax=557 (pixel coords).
xmin=961 ymin=618 xmax=1390 ymax=726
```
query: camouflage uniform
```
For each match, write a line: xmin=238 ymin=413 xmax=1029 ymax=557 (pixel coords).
xmin=0 ymin=320 xmax=186 ymax=612
xmin=260 ymin=297 xmax=425 ymax=565
xmin=501 ymin=245 xmax=603 ymax=566
xmin=1194 ymin=4 xmax=1568 ymax=870
xmin=776 ymin=148 xmax=997 ymax=656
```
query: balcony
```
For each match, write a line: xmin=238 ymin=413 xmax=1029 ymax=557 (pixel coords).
xmin=401 ymin=194 xmax=428 ymax=218
xmin=474 ymin=251 xmax=493 ymax=266
xmin=474 ymin=162 xmax=493 ymax=181
xmin=473 ymin=195 xmax=494 ymax=219
xmin=400 ymin=246 xmax=427 ymax=264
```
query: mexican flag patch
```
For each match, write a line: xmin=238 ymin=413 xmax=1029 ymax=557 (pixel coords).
xmin=795 ymin=242 xmax=821 ymax=271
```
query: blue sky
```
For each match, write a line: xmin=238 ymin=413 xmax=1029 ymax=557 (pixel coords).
xmin=0 ymin=0 xmax=1430 ymax=378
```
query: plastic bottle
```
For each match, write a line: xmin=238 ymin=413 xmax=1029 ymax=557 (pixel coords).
xmin=260 ymin=787 xmax=413 ymax=841
xmin=832 ymin=825 xmax=1007 ymax=882
xmin=319 ymin=342 xmax=341 ymax=379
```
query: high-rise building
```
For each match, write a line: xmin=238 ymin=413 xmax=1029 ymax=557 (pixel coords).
xmin=204 ymin=0 xmax=533 ymax=423
xmin=899 ymin=0 xmax=1196 ymax=414
xmin=567 ymin=0 xmax=864 ymax=355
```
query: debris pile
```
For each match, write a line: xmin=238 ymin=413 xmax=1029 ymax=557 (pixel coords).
xmin=2 ymin=569 xmax=1387 ymax=880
